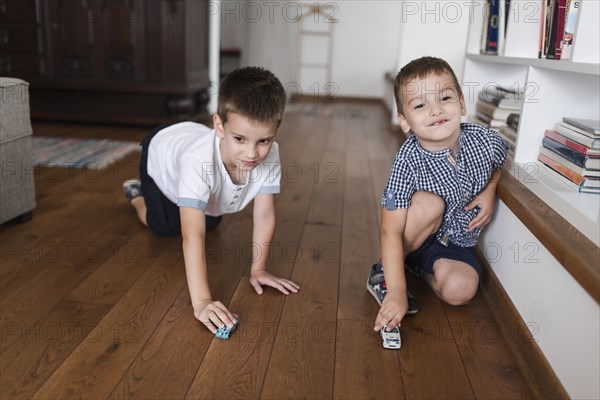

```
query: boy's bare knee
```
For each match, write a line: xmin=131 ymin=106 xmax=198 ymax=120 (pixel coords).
xmin=439 ymin=274 xmax=478 ymax=306
xmin=431 ymin=261 xmax=479 ymax=305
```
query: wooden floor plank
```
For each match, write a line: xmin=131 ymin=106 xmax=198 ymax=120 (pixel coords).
xmin=443 ymin=295 xmax=536 ymax=399
xmin=335 ymin=119 xmax=405 ymax=399
xmin=31 ymin=237 xmax=185 ymax=399
xmin=334 ymin=320 xmax=404 ymax=400
xmin=185 ymin=278 xmax=285 ymax=400
xmin=0 ymin=300 xmax=112 ymax=399
xmin=65 ymin=229 xmax=166 ymax=305
xmin=108 ymin=288 xmax=212 ymax=400
xmin=399 ymin=277 xmax=475 ymax=399
xmin=305 ymin=117 xmax=345 ymax=227
xmin=259 ymin=224 xmax=340 ymax=400
xmin=1 ymin=204 xmax=143 ymax=354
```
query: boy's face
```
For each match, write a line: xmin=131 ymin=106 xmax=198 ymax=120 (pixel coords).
xmin=214 ymin=112 xmax=277 ymax=175
xmin=398 ymin=72 xmax=466 ymax=153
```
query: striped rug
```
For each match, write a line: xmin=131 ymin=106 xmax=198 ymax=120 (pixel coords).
xmin=32 ymin=137 xmax=140 ymax=169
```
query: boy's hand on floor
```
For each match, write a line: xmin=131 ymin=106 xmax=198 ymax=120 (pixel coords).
xmin=250 ymin=270 xmax=300 ymax=295
xmin=374 ymin=294 xmax=407 ymax=332
xmin=194 ymin=300 xmax=237 ymax=333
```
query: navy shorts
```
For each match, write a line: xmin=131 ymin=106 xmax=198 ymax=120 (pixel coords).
xmin=140 ymin=126 xmax=222 ymax=236
xmin=405 ymin=234 xmax=482 ymax=278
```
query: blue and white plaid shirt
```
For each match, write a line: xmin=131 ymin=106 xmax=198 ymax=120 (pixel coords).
xmin=382 ymin=123 xmax=509 ymax=248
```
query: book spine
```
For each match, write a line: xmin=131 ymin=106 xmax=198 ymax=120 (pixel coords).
xmin=541 ymin=0 xmax=554 ymax=58
xmin=486 ymin=0 xmax=500 ymax=54
xmin=539 ymin=0 xmax=548 ymax=58
xmin=562 ymin=117 xmax=600 ymax=135
xmin=538 ymin=153 xmax=585 ymax=185
xmin=480 ymin=1 xmax=490 ymax=54
xmin=542 ymin=136 xmax=586 ymax=167
xmin=546 ymin=0 xmax=559 ymax=58
xmin=553 ymin=123 xmax=599 ymax=148
xmin=554 ymin=0 xmax=568 ymax=59
xmin=538 ymin=159 xmax=580 ymax=191
xmin=544 ymin=129 xmax=589 ymax=154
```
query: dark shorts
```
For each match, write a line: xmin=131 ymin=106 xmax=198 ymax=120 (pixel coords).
xmin=405 ymin=234 xmax=482 ymax=278
xmin=140 ymin=126 xmax=222 ymax=236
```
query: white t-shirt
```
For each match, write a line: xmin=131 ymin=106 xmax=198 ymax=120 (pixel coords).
xmin=147 ymin=122 xmax=281 ymax=216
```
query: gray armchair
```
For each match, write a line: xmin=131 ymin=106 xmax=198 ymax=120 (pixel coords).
xmin=0 ymin=78 xmax=36 ymax=224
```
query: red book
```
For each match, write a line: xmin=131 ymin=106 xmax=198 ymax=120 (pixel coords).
xmin=554 ymin=0 xmax=568 ymax=59
xmin=544 ymin=130 xmax=600 ymax=157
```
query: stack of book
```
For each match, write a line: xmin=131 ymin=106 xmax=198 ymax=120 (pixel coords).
xmin=539 ymin=0 xmax=581 ymax=60
xmin=471 ymin=85 xmax=523 ymax=131
xmin=537 ymin=117 xmax=600 ymax=193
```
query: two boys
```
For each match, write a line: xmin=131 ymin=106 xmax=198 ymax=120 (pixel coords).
xmin=125 ymin=57 xmax=508 ymax=336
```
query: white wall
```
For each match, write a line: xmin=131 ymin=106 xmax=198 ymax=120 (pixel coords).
xmin=240 ymin=1 xmax=403 ymax=99
xmin=240 ymin=1 xmax=297 ymax=93
xmin=395 ymin=0 xmax=470 ymax=83
xmin=386 ymin=0 xmax=470 ymax=124
xmin=327 ymin=1 xmax=402 ymax=98
xmin=233 ymin=0 xmax=470 ymax=100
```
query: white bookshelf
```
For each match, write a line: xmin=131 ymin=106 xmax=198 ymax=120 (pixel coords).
xmin=463 ymin=3 xmax=600 ymax=397
xmin=462 ymin=0 xmax=600 ymax=245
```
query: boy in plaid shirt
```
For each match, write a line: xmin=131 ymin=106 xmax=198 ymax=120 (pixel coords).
xmin=367 ymin=57 xmax=509 ymax=332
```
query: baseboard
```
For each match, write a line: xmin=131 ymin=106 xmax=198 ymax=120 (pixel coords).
xmin=476 ymin=249 xmax=570 ymax=399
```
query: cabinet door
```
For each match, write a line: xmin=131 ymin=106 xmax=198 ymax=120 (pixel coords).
xmin=0 ymin=0 xmax=44 ymax=78
xmin=94 ymin=0 xmax=146 ymax=81
xmin=45 ymin=0 xmax=94 ymax=79
xmin=44 ymin=0 xmax=145 ymax=82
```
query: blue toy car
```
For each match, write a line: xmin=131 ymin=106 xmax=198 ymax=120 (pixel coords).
xmin=215 ymin=318 xmax=239 ymax=340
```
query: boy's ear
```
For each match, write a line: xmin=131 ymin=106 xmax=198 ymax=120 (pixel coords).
xmin=213 ymin=114 xmax=225 ymax=138
xmin=459 ymin=96 xmax=467 ymax=116
xmin=398 ymin=113 xmax=411 ymax=134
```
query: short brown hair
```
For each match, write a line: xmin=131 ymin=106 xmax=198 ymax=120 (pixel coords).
xmin=217 ymin=66 xmax=286 ymax=126
xmin=394 ymin=56 xmax=463 ymax=115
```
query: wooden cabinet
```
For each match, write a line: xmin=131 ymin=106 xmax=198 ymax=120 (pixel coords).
xmin=1 ymin=0 xmax=210 ymax=125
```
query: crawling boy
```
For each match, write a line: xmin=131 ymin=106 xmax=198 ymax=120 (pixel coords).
xmin=123 ymin=67 xmax=300 ymax=333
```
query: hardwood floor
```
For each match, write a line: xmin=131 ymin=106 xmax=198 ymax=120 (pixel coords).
xmin=1 ymin=102 xmax=537 ymax=399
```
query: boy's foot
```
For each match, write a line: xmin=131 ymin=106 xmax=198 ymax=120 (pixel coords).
xmin=123 ymin=179 xmax=142 ymax=202
xmin=366 ymin=262 xmax=419 ymax=315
